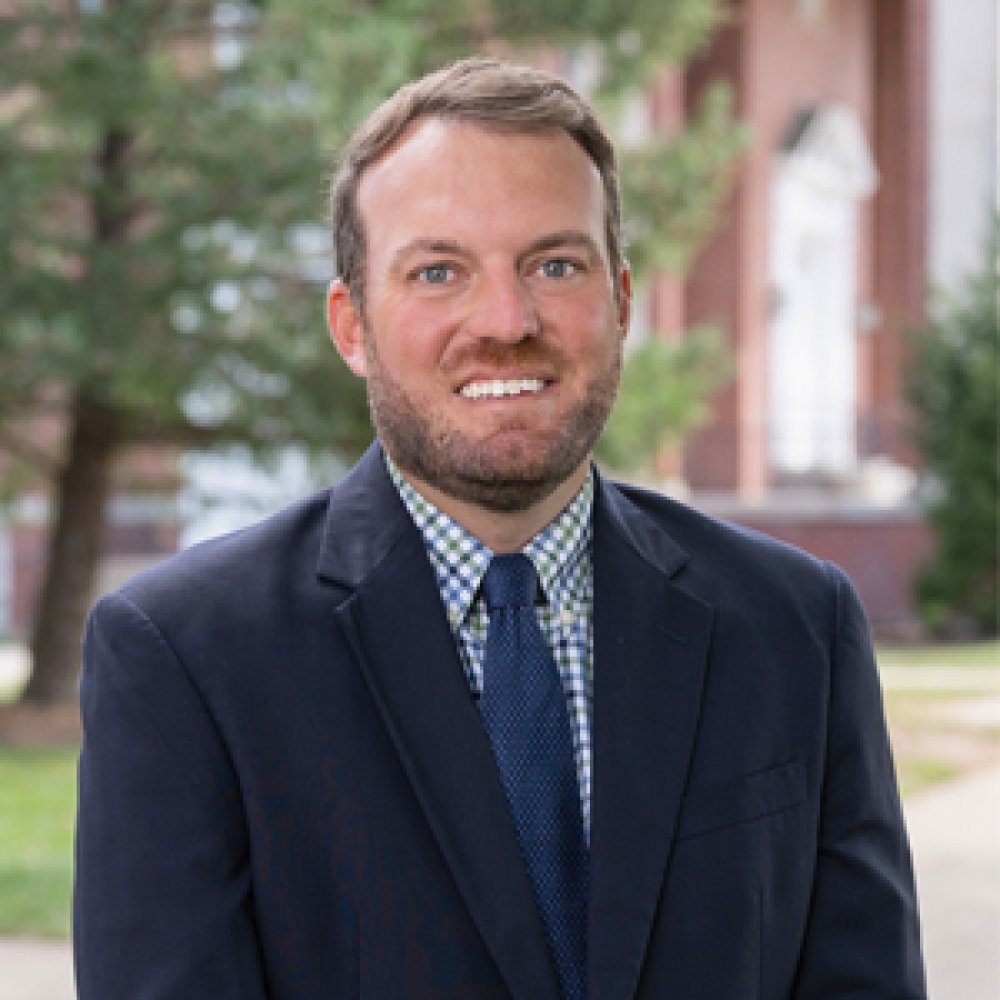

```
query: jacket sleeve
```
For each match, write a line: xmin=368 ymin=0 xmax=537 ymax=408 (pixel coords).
xmin=791 ymin=565 xmax=926 ymax=997
xmin=74 ymin=591 xmax=269 ymax=1000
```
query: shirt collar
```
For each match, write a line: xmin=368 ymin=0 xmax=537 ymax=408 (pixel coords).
xmin=385 ymin=454 xmax=593 ymax=628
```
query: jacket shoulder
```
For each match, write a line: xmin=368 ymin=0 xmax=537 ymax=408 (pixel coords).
xmin=109 ymin=489 xmax=333 ymax=625
xmin=609 ymin=480 xmax=848 ymax=621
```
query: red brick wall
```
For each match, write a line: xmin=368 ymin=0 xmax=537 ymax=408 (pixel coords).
xmin=684 ymin=12 xmax=746 ymax=491
xmin=730 ymin=511 xmax=932 ymax=632
xmin=871 ymin=0 xmax=929 ymax=465
xmin=681 ymin=0 xmax=926 ymax=493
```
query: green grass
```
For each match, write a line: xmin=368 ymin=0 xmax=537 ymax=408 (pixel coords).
xmin=0 ymin=747 xmax=77 ymax=938
xmin=876 ymin=639 xmax=1000 ymax=670
xmin=896 ymin=758 xmax=960 ymax=800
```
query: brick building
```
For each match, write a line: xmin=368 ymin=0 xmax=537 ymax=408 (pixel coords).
xmin=632 ymin=0 xmax=942 ymax=629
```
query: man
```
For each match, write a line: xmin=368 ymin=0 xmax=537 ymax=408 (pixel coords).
xmin=74 ymin=57 xmax=926 ymax=998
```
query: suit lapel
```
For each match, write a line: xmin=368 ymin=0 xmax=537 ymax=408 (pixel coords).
xmin=588 ymin=477 xmax=714 ymax=1000
xmin=316 ymin=445 xmax=562 ymax=1000
xmin=316 ymin=449 xmax=715 ymax=1000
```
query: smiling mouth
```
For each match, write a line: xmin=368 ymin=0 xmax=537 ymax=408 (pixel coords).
xmin=458 ymin=378 xmax=549 ymax=400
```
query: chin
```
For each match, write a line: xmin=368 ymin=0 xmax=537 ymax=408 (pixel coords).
xmin=443 ymin=471 xmax=566 ymax=514
xmin=436 ymin=441 xmax=590 ymax=512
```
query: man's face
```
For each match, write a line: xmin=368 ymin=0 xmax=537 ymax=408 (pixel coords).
xmin=330 ymin=117 xmax=630 ymax=513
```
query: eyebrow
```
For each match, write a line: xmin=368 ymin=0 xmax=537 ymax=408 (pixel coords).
xmin=389 ymin=231 xmax=602 ymax=274
xmin=390 ymin=239 xmax=469 ymax=274
xmin=520 ymin=231 xmax=602 ymax=261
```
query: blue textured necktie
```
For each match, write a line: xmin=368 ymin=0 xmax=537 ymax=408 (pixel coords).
xmin=478 ymin=554 xmax=588 ymax=1000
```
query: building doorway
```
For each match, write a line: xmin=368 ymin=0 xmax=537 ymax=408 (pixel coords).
xmin=768 ymin=106 xmax=877 ymax=479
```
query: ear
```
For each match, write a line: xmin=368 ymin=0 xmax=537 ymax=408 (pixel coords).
xmin=326 ymin=279 xmax=368 ymax=378
xmin=616 ymin=264 xmax=632 ymax=342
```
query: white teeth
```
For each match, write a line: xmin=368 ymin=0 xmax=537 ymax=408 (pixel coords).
xmin=459 ymin=378 xmax=546 ymax=400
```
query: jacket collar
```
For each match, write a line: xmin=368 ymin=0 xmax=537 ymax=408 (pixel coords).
xmin=315 ymin=442 xmax=693 ymax=588
xmin=315 ymin=442 xmax=414 ymax=590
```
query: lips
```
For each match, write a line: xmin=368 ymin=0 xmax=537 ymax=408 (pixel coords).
xmin=458 ymin=378 xmax=548 ymax=400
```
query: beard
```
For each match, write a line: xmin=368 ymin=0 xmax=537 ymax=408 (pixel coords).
xmin=363 ymin=336 xmax=621 ymax=513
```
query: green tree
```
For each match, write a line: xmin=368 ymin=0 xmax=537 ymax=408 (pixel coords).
xmin=1 ymin=0 xmax=740 ymax=703
xmin=907 ymin=225 xmax=999 ymax=635
xmin=597 ymin=325 xmax=730 ymax=475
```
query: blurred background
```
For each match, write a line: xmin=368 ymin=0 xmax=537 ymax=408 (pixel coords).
xmin=0 ymin=0 xmax=997 ymax=996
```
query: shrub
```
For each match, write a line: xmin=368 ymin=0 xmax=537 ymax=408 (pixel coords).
xmin=907 ymin=225 xmax=999 ymax=635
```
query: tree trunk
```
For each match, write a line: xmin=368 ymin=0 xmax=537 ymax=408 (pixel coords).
xmin=22 ymin=398 xmax=118 ymax=705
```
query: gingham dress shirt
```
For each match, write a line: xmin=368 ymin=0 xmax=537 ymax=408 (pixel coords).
xmin=386 ymin=456 xmax=595 ymax=835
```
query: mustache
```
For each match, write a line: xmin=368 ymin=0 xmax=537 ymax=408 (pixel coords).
xmin=444 ymin=337 xmax=564 ymax=372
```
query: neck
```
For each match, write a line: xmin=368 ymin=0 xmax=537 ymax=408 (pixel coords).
xmin=397 ymin=460 xmax=591 ymax=554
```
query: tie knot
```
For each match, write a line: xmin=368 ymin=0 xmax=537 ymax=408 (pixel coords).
xmin=482 ymin=553 xmax=539 ymax=611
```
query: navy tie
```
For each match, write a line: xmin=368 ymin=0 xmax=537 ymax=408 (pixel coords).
xmin=479 ymin=554 xmax=588 ymax=1000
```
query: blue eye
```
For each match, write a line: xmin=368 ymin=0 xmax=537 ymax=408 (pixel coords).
xmin=539 ymin=259 xmax=578 ymax=279
xmin=417 ymin=264 xmax=453 ymax=284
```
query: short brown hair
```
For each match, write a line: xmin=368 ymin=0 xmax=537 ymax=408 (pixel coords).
xmin=330 ymin=56 xmax=623 ymax=317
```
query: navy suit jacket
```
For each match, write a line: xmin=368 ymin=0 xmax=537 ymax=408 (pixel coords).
xmin=74 ymin=443 xmax=925 ymax=998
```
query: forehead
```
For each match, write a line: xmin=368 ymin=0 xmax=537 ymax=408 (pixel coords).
xmin=356 ymin=117 xmax=608 ymax=257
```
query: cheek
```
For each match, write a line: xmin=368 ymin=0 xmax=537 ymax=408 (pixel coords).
xmin=563 ymin=305 xmax=623 ymax=363
xmin=369 ymin=304 xmax=448 ymax=372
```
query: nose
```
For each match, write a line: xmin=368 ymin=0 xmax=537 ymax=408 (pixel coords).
xmin=469 ymin=269 xmax=540 ymax=342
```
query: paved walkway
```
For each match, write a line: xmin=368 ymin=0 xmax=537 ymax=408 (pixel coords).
xmin=907 ymin=763 xmax=1000 ymax=998
xmin=1 ymin=762 xmax=998 ymax=999
xmin=0 ymin=937 xmax=74 ymax=1000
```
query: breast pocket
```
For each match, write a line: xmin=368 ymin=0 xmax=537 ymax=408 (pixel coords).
xmin=675 ymin=759 xmax=807 ymax=841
